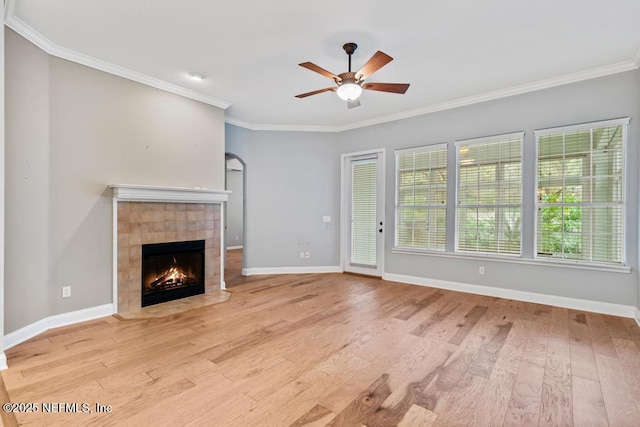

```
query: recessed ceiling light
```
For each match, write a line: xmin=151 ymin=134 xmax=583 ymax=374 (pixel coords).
xmin=187 ymin=72 xmax=207 ymax=82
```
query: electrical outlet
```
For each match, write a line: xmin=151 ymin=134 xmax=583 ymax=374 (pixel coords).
xmin=479 ymin=266 xmax=485 ymax=275
xmin=62 ymin=286 xmax=71 ymax=298
xmin=300 ymin=252 xmax=305 ymax=259
xmin=305 ymin=252 xmax=310 ymax=258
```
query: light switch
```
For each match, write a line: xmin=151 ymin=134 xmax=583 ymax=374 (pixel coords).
xmin=322 ymin=216 xmax=331 ymax=223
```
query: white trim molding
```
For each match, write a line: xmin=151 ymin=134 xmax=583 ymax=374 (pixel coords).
xmin=226 ymin=245 xmax=244 ymax=250
xmin=635 ymin=308 xmax=640 ymax=327
xmin=0 ymin=353 xmax=7 ymax=371
xmin=383 ymin=272 xmax=637 ymax=319
xmin=4 ymin=12 xmax=231 ymax=111
xmin=242 ymin=266 xmax=342 ymax=276
xmin=110 ymin=184 xmax=230 ymax=204
xmin=3 ymin=304 xmax=114 ymax=351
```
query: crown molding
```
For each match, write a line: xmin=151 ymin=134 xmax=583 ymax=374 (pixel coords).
xmin=333 ymin=60 xmax=639 ymax=132
xmin=227 ymin=60 xmax=639 ymax=133
xmin=224 ymin=116 xmax=336 ymax=133
xmin=7 ymin=0 xmax=638 ymax=132
xmin=4 ymin=13 xmax=231 ymax=110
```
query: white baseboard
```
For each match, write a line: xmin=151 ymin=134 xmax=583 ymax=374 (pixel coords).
xmin=226 ymin=246 xmax=243 ymax=250
xmin=4 ymin=303 xmax=114 ymax=351
xmin=0 ymin=353 xmax=7 ymax=370
xmin=242 ymin=266 xmax=342 ymax=276
xmin=635 ymin=308 xmax=640 ymax=327
xmin=383 ymin=273 xmax=636 ymax=319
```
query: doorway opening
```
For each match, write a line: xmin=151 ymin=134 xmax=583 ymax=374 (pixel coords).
xmin=225 ymin=153 xmax=247 ymax=286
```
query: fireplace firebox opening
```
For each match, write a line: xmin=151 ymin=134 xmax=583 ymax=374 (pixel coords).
xmin=141 ymin=240 xmax=205 ymax=307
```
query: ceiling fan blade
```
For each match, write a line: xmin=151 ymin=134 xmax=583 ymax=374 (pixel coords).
xmin=298 ymin=62 xmax=340 ymax=81
xmin=362 ymin=82 xmax=410 ymax=94
xmin=295 ymin=87 xmax=336 ymax=98
xmin=347 ymin=98 xmax=361 ymax=109
xmin=356 ymin=51 xmax=393 ymax=80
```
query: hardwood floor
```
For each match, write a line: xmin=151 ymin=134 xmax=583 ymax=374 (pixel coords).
xmin=2 ymin=272 xmax=640 ymax=426
xmin=225 ymin=248 xmax=244 ymax=288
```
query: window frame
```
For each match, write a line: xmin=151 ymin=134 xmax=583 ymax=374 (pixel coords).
xmin=394 ymin=143 xmax=448 ymax=252
xmin=533 ymin=117 xmax=629 ymax=266
xmin=454 ymin=131 xmax=524 ymax=257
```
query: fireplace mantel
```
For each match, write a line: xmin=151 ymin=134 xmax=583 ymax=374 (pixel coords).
xmin=110 ymin=184 xmax=230 ymax=203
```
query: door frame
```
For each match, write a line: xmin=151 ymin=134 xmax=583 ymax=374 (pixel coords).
xmin=340 ymin=148 xmax=386 ymax=276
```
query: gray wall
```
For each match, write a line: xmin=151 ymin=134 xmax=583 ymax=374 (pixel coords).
xmin=225 ymin=126 xmax=340 ymax=269
xmin=5 ymin=29 xmax=50 ymax=334
xmin=5 ymin=29 xmax=226 ymax=333
xmin=226 ymin=165 xmax=244 ymax=248
xmin=227 ymin=69 xmax=640 ymax=307
xmin=337 ymin=70 xmax=639 ymax=306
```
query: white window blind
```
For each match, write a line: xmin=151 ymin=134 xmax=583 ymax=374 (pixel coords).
xmin=395 ymin=144 xmax=447 ymax=251
xmin=351 ymin=159 xmax=377 ymax=266
xmin=456 ymin=133 xmax=523 ymax=255
xmin=536 ymin=119 xmax=626 ymax=264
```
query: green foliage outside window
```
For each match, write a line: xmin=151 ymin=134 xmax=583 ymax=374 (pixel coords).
xmin=538 ymin=192 xmax=582 ymax=256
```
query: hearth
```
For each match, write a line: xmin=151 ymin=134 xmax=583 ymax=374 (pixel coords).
xmin=141 ymin=240 xmax=205 ymax=307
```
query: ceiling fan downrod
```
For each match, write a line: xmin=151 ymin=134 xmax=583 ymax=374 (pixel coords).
xmin=343 ymin=42 xmax=358 ymax=73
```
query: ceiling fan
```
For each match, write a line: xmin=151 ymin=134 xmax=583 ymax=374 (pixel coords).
xmin=295 ymin=42 xmax=410 ymax=109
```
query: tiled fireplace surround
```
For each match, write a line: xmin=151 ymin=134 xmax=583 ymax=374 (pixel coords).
xmin=111 ymin=185 xmax=228 ymax=314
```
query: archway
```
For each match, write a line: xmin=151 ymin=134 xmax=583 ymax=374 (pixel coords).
xmin=224 ymin=153 xmax=247 ymax=286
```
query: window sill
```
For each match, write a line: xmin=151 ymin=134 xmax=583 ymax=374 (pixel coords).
xmin=391 ymin=247 xmax=632 ymax=274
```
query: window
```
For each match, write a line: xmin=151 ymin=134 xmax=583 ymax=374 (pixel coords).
xmin=535 ymin=119 xmax=627 ymax=264
xmin=456 ymin=133 xmax=523 ymax=255
xmin=395 ymin=144 xmax=447 ymax=251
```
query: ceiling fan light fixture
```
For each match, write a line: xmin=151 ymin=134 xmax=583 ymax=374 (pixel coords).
xmin=336 ymin=82 xmax=362 ymax=101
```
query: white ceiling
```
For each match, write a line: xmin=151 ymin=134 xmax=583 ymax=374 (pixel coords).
xmin=6 ymin=0 xmax=640 ymax=131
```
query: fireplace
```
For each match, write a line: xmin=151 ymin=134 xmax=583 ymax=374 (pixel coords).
xmin=141 ymin=240 xmax=205 ymax=307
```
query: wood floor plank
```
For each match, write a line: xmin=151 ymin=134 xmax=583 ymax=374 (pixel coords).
xmin=431 ymin=372 xmax=487 ymax=426
xmin=539 ymin=356 xmax=573 ymax=426
xmin=594 ymin=353 xmax=640 ymax=426
xmin=571 ymin=376 xmax=608 ymax=427
xmin=448 ymin=304 xmax=488 ymax=345
xmin=493 ymin=318 xmax=530 ymax=375
xmin=546 ymin=307 xmax=571 ymax=361
xmin=290 ymin=404 xmax=336 ymax=427
xmin=467 ymin=367 xmax=517 ymax=427
xmin=362 ymin=342 xmax=452 ymax=426
xmin=0 ymin=373 xmax=19 ymax=427
xmin=394 ymin=290 xmax=444 ymax=321
xmin=466 ymin=321 xmax=513 ymax=378
xmin=522 ymin=310 xmax=550 ymax=367
xmin=503 ymin=361 xmax=545 ymax=426
xmin=586 ymin=312 xmax=618 ymax=358
xmin=327 ymin=373 xmax=392 ymax=426
xmin=611 ymin=338 xmax=640 ymax=414
xmin=397 ymin=404 xmax=438 ymax=427
xmin=410 ymin=301 xmax=461 ymax=338
xmin=568 ymin=310 xmax=599 ymax=381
